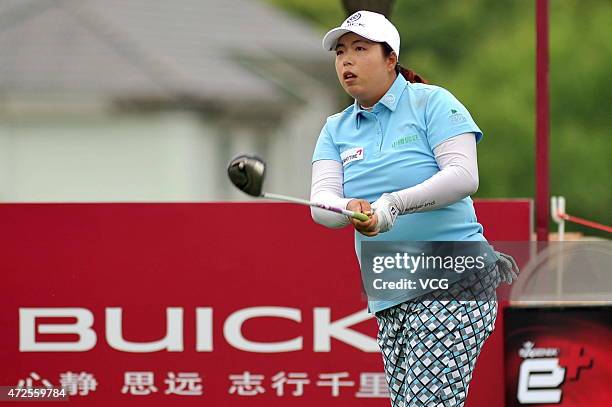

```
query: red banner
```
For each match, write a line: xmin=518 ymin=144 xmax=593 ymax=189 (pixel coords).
xmin=1 ymin=200 xmax=531 ymax=406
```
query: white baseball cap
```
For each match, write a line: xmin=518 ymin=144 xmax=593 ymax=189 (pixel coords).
xmin=322 ymin=10 xmax=400 ymax=59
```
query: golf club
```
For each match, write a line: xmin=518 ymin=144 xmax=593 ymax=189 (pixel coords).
xmin=227 ymin=154 xmax=369 ymax=222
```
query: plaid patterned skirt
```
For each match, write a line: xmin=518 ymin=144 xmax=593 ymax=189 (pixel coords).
xmin=374 ymin=264 xmax=501 ymax=407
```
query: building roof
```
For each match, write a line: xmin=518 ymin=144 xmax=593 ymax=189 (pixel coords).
xmin=0 ymin=0 xmax=332 ymax=106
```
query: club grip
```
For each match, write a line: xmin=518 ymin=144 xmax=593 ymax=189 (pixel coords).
xmin=351 ymin=212 xmax=370 ymax=222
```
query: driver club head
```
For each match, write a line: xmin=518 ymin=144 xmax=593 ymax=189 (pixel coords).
xmin=227 ymin=154 xmax=266 ymax=197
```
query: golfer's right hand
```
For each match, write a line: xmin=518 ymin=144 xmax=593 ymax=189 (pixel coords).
xmin=347 ymin=199 xmax=379 ymax=237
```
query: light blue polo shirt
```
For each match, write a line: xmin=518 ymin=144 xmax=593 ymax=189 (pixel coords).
xmin=312 ymin=74 xmax=497 ymax=313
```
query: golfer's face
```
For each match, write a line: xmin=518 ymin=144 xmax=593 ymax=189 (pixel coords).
xmin=334 ymin=32 xmax=388 ymax=102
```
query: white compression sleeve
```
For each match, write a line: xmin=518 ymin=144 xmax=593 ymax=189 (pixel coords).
xmin=392 ymin=132 xmax=479 ymax=214
xmin=310 ymin=132 xmax=479 ymax=226
xmin=310 ymin=160 xmax=352 ymax=228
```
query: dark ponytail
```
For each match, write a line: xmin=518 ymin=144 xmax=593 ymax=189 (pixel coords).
xmin=395 ymin=64 xmax=428 ymax=84
xmin=382 ymin=43 xmax=428 ymax=84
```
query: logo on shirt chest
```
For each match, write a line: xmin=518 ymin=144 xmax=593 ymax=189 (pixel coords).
xmin=391 ymin=134 xmax=420 ymax=148
xmin=341 ymin=147 xmax=364 ymax=166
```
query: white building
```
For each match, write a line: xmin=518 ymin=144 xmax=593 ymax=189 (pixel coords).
xmin=0 ymin=0 xmax=340 ymax=202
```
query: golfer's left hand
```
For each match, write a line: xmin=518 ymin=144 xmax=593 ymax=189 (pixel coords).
xmin=347 ymin=199 xmax=379 ymax=237
xmin=371 ymin=193 xmax=402 ymax=233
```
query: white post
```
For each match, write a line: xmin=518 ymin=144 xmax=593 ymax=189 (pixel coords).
xmin=558 ymin=197 xmax=566 ymax=241
xmin=550 ymin=196 xmax=565 ymax=242
xmin=550 ymin=196 xmax=567 ymax=301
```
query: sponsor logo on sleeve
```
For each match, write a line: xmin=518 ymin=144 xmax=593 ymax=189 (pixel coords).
xmin=449 ymin=108 xmax=467 ymax=123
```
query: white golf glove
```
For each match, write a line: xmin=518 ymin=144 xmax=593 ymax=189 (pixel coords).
xmin=371 ymin=193 xmax=402 ymax=233
xmin=494 ymin=251 xmax=520 ymax=285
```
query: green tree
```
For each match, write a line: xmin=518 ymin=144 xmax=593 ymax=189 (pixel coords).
xmin=341 ymin=0 xmax=395 ymax=16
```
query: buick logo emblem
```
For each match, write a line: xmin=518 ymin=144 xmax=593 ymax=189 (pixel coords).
xmin=346 ymin=12 xmax=361 ymax=24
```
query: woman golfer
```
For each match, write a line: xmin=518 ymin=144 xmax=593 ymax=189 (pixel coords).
xmin=310 ymin=10 xmax=518 ymax=407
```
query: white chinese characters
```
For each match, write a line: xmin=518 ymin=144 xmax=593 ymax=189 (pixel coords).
xmin=14 ymin=370 xmax=389 ymax=399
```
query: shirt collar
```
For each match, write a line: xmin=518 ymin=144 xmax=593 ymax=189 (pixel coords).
xmin=378 ymin=73 xmax=407 ymax=112
xmin=351 ymin=74 xmax=407 ymax=124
